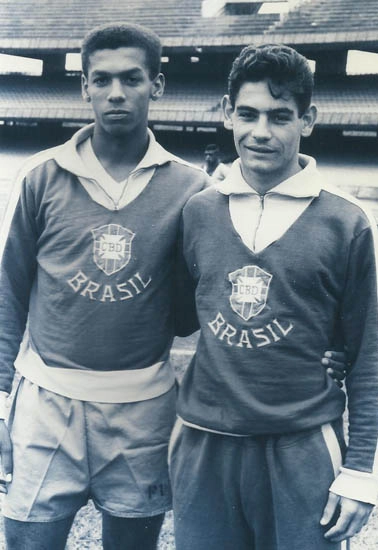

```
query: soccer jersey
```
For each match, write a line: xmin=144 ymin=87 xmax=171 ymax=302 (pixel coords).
xmin=0 ymin=124 xmax=208 ymax=401
xmin=177 ymin=155 xmax=378 ymax=486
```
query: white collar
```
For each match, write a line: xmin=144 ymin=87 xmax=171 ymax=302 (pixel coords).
xmin=55 ymin=123 xmax=177 ymax=179
xmin=216 ymin=154 xmax=323 ymax=199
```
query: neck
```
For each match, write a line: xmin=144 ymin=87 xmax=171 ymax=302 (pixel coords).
xmin=242 ymin=160 xmax=302 ymax=195
xmin=91 ymin=126 xmax=149 ymax=167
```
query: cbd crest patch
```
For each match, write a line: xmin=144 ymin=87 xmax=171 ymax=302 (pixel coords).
xmin=91 ymin=224 xmax=135 ymax=276
xmin=228 ymin=265 xmax=272 ymax=320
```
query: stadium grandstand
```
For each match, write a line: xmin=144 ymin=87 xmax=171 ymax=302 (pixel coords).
xmin=0 ymin=0 xmax=378 ymax=217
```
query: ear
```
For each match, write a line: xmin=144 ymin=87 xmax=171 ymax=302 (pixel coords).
xmin=81 ymin=74 xmax=90 ymax=102
xmin=301 ymin=104 xmax=317 ymax=137
xmin=151 ymin=73 xmax=165 ymax=101
xmin=222 ymin=95 xmax=234 ymax=131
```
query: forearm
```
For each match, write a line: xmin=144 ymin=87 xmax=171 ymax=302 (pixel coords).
xmin=341 ymin=226 xmax=378 ymax=476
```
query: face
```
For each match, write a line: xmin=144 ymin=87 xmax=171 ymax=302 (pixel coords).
xmin=82 ymin=47 xmax=164 ymax=138
xmin=223 ymin=80 xmax=316 ymax=189
xmin=204 ymin=150 xmax=219 ymax=166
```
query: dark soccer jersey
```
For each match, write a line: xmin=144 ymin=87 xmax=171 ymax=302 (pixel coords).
xmin=0 ymin=136 xmax=207 ymax=395
xmin=177 ymin=184 xmax=378 ymax=473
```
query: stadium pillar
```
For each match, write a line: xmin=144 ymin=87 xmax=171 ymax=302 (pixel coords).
xmin=42 ymin=54 xmax=66 ymax=76
xmin=314 ymin=51 xmax=347 ymax=77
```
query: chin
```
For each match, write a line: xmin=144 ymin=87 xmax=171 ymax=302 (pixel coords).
xmin=106 ymin=124 xmax=134 ymax=138
xmin=245 ymin=161 xmax=276 ymax=174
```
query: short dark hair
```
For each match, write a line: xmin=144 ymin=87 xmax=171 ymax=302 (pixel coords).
xmin=228 ymin=44 xmax=314 ymax=116
xmin=81 ymin=23 xmax=162 ymax=79
xmin=204 ymin=144 xmax=220 ymax=154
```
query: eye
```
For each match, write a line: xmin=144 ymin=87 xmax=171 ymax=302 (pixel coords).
xmin=93 ymin=76 xmax=109 ymax=86
xmin=272 ymin=113 xmax=291 ymax=124
xmin=238 ymin=111 xmax=257 ymax=121
xmin=123 ymin=74 xmax=142 ymax=85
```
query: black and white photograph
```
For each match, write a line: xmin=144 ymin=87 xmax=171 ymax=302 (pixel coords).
xmin=0 ymin=1 xmax=378 ymax=549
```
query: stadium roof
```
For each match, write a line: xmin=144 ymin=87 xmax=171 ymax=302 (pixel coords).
xmin=1 ymin=75 xmax=377 ymax=129
xmin=0 ymin=0 xmax=377 ymax=53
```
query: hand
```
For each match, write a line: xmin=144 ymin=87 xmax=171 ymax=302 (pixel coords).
xmin=320 ymin=492 xmax=373 ymax=542
xmin=322 ymin=351 xmax=347 ymax=387
xmin=0 ymin=420 xmax=13 ymax=494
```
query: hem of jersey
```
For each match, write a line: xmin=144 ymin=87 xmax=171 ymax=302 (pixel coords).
xmin=93 ymin=501 xmax=172 ymax=518
xmin=15 ymin=342 xmax=175 ymax=403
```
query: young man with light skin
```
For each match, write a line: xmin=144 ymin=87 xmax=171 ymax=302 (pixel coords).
xmin=170 ymin=44 xmax=378 ymax=550
xmin=0 ymin=23 xmax=209 ymax=550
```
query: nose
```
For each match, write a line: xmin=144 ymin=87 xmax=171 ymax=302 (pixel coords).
xmin=252 ymin=115 xmax=272 ymax=140
xmin=108 ymin=78 xmax=125 ymax=102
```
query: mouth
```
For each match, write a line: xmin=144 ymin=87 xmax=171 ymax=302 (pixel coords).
xmin=104 ymin=110 xmax=131 ymax=120
xmin=245 ymin=146 xmax=276 ymax=154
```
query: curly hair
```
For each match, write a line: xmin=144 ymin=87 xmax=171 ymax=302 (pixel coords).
xmin=228 ymin=44 xmax=314 ymax=116
xmin=81 ymin=22 xmax=162 ymax=79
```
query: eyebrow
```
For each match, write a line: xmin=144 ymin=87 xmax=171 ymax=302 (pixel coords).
xmin=236 ymin=106 xmax=295 ymax=115
xmin=91 ymin=67 xmax=144 ymax=77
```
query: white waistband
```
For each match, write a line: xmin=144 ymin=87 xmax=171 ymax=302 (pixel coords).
xmin=15 ymin=342 xmax=175 ymax=403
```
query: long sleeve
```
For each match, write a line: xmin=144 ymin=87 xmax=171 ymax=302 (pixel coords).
xmin=0 ymin=176 xmax=38 ymax=393
xmin=172 ymin=173 xmax=210 ymax=337
xmin=173 ymin=213 xmax=199 ymax=337
xmin=342 ymin=226 xmax=378 ymax=473
xmin=330 ymin=225 xmax=378 ymax=504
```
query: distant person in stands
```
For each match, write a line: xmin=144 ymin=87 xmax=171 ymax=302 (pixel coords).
xmin=203 ymin=143 xmax=229 ymax=181
xmin=0 ymin=22 xmax=208 ymax=550
xmin=170 ymin=44 xmax=378 ymax=550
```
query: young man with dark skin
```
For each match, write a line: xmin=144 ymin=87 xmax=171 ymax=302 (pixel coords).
xmin=203 ymin=144 xmax=222 ymax=176
xmin=170 ymin=44 xmax=378 ymax=550
xmin=203 ymin=143 xmax=230 ymax=182
xmin=0 ymin=23 xmax=208 ymax=550
xmin=0 ymin=26 xmax=347 ymax=550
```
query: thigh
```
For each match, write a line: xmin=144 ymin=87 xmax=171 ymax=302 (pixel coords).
xmin=4 ymin=378 xmax=89 ymax=522
xmin=89 ymin=386 xmax=176 ymax=518
xmin=4 ymin=515 xmax=75 ymax=550
xmin=262 ymin=423 xmax=343 ymax=550
xmin=170 ymin=425 xmax=254 ymax=550
xmin=102 ymin=512 xmax=164 ymax=550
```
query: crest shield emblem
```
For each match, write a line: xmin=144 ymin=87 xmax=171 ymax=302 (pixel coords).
xmin=228 ymin=265 xmax=272 ymax=321
xmin=91 ymin=224 xmax=135 ymax=276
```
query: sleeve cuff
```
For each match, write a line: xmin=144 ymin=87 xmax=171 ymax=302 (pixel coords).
xmin=330 ymin=467 xmax=378 ymax=505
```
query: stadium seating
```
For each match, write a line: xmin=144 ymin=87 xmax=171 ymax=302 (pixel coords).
xmin=0 ymin=0 xmax=377 ymax=47
xmin=271 ymin=0 xmax=378 ymax=35
xmin=0 ymin=74 xmax=377 ymax=129
xmin=0 ymin=0 xmax=202 ymax=41
xmin=0 ymin=0 xmax=377 ymax=129
xmin=0 ymin=0 xmax=277 ymax=46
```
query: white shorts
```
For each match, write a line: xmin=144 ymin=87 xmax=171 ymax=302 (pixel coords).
xmin=3 ymin=378 xmax=176 ymax=522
